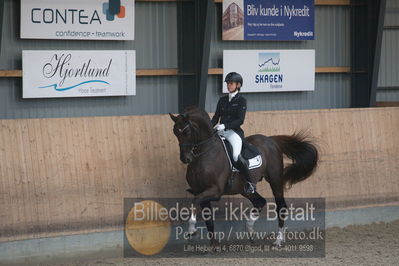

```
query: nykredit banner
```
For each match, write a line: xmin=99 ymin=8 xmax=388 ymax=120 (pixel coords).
xmin=23 ymin=50 xmax=136 ymax=98
xmin=222 ymin=0 xmax=314 ymax=41
xmin=21 ymin=0 xmax=135 ymax=40
xmin=223 ymin=50 xmax=315 ymax=92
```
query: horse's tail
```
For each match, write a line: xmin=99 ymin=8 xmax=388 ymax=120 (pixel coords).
xmin=271 ymin=132 xmax=319 ymax=187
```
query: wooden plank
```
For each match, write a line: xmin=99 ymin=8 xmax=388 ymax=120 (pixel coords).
xmin=215 ymin=0 xmax=350 ymax=5
xmin=68 ymin=118 xmax=87 ymax=225
xmin=0 ymin=67 xmax=352 ymax=78
xmin=0 ymin=121 xmax=16 ymax=240
xmin=136 ymin=68 xmax=179 ymax=76
xmin=0 ymin=69 xmax=180 ymax=77
xmin=315 ymin=0 xmax=350 ymax=5
xmin=98 ymin=117 xmax=120 ymax=227
xmin=0 ymin=70 xmax=22 ymax=77
xmin=36 ymin=119 xmax=55 ymax=238
xmin=8 ymin=121 xmax=27 ymax=239
xmin=316 ymin=66 xmax=350 ymax=73
xmin=110 ymin=117 xmax=124 ymax=224
xmin=78 ymin=117 xmax=98 ymax=226
xmin=137 ymin=0 xmax=178 ymax=2
xmin=0 ymin=67 xmax=350 ymax=78
xmin=139 ymin=0 xmax=351 ymax=4
xmin=376 ymin=102 xmax=399 ymax=107
xmin=208 ymin=68 xmax=223 ymax=75
xmin=208 ymin=67 xmax=350 ymax=74
xmin=63 ymin=118 xmax=82 ymax=231
xmin=49 ymin=118 xmax=69 ymax=233
xmin=28 ymin=119 xmax=47 ymax=238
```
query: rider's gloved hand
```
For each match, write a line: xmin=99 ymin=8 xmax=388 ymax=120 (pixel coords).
xmin=215 ymin=124 xmax=225 ymax=131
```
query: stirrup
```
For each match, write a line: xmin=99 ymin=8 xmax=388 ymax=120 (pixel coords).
xmin=244 ymin=182 xmax=256 ymax=194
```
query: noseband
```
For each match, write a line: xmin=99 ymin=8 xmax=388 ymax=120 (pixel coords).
xmin=178 ymin=123 xmax=190 ymax=133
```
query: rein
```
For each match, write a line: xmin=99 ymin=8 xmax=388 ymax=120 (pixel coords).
xmin=178 ymin=121 xmax=218 ymax=159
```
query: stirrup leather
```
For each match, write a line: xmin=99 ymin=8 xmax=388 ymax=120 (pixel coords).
xmin=244 ymin=182 xmax=256 ymax=194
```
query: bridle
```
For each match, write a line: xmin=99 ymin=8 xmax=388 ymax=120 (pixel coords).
xmin=177 ymin=120 xmax=217 ymax=159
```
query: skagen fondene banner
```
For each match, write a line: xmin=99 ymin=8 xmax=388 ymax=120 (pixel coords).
xmin=21 ymin=0 xmax=134 ymax=40
xmin=23 ymin=50 xmax=136 ymax=98
xmin=223 ymin=50 xmax=315 ymax=93
xmin=222 ymin=0 xmax=314 ymax=41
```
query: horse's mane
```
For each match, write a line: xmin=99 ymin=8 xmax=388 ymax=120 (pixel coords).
xmin=182 ymin=106 xmax=213 ymax=132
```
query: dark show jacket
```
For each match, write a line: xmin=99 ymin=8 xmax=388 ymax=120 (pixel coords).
xmin=211 ymin=93 xmax=247 ymax=139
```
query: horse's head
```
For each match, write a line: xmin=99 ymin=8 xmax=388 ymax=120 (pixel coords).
xmin=169 ymin=106 xmax=214 ymax=164
xmin=169 ymin=112 xmax=197 ymax=164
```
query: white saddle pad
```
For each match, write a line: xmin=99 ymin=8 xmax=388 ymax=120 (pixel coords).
xmin=232 ymin=155 xmax=262 ymax=172
xmin=219 ymin=136 xmax=263 ymax=172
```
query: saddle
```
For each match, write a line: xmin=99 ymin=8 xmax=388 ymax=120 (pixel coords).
xmin=219 ymin=135 xmax=263 ymax=172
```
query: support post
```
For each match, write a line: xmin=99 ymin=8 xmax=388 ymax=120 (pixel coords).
xmin=350 ymin=0 xmax=386 ymax=107
xmin=177 ymin=0 xmax=215 ymax=112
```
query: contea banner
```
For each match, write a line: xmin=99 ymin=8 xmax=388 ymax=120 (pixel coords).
xmin=23 ymin=50 xmax=136 ymax=98
xmin=223 ymin=50 xmax=315 ymax=92
xmin=21 ymin=0 xmax=134 ymax=40
xmin=222 ymin=0 xmax=314 ymax=41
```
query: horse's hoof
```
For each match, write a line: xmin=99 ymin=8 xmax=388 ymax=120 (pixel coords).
xmin=209 ymin=239 xmax=221 ymax=253
xmin=272 ymin=240 xmax=285 ymax=249
xmin=245 ymin=227 xmax=255 ymax=243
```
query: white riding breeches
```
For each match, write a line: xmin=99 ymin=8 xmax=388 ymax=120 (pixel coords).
xmin=218 ymin=129 xmax=242 ymax=162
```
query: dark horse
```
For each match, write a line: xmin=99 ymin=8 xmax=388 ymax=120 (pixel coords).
xmin=169 ymin=106 xmax=318 ymax=247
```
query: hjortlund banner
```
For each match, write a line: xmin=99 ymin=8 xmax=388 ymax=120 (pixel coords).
xmin=23 ymin=50 xmax=136 ymax=98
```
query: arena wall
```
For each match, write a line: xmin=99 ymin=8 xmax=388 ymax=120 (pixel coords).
xmin=0 ymin=107 xmax=398 ymax=242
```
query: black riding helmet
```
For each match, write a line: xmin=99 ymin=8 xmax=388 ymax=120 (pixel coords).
xmin=224 ymin=72 xmax=243 ymax=90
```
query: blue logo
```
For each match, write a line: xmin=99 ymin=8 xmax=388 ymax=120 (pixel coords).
xmin=39 ymin=80 xmax=110 ymax=92
xmin=103 ymin=0 xmax=126 ymax=21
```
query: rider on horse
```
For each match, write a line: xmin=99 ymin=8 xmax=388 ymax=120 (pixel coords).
xmin=211 ymin=72 xmax=257 ymax=194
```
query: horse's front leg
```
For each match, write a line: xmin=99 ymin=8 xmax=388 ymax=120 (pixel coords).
xmin=188 ymin=202 xmax=216 ymax=238
xmin=200 ymin=200 xmax=218 ymax=246
xmin=188 ymin=208 xmax=197 ymax=236
xmin=188 ymin=186 xmax=221 ymax=244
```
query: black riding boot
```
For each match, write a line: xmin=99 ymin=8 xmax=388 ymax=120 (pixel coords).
xmin=236 ymin=154 xmax=256 ymax=194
